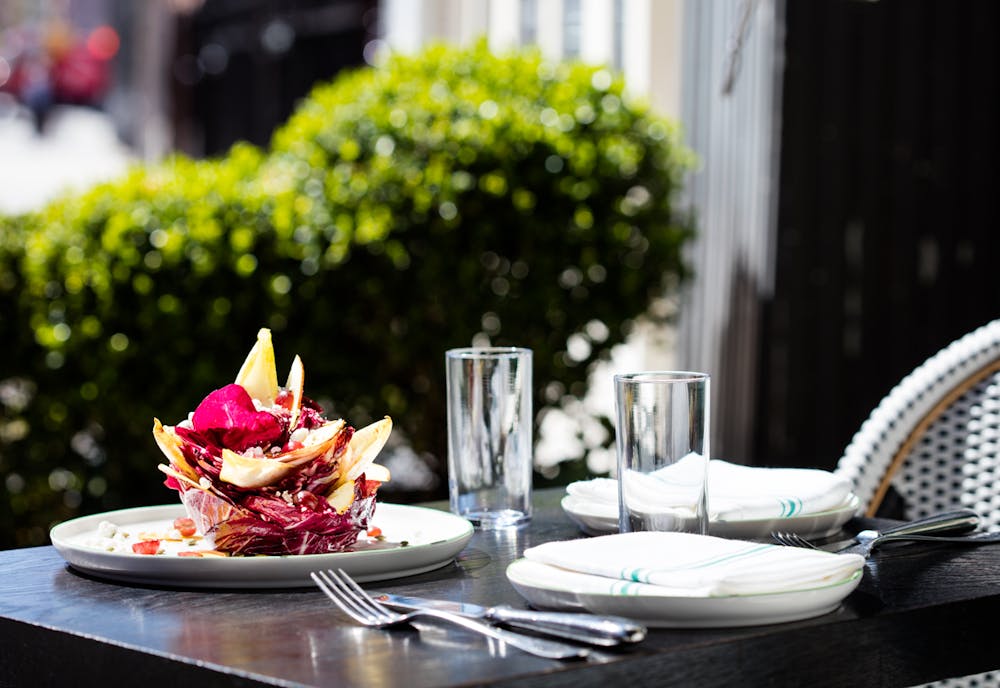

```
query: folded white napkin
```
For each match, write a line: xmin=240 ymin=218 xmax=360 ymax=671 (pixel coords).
xmin=566 ymin=459 xmax=854 ymax=522
xmin=523 ymin=531 xmax=864 ymax=597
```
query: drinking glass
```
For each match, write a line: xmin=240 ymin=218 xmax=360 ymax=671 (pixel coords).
xmin=446 ymin=347 xmax=533 ymax=528
xmin=614 ymin=371 xmax=710 ymax=534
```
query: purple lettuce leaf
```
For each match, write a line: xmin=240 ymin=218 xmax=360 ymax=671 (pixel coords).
xmin=212 ymin=481 xmax=377 ymax=555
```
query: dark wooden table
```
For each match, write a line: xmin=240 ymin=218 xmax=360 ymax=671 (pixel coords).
xmin=1 ymin=488 xmax=998 ymax=687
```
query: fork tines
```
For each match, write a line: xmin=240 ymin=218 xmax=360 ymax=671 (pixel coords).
xmin=311 ymin=569 xmax=389 ymax=626
xmin=770 ymin=531 xmax=820 ymax=549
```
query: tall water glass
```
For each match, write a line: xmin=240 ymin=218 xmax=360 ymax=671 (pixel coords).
xmin=446 ymin=347 xmax=533 ymax=528
xmin=614 ymin=371 xmax=710 ymax=534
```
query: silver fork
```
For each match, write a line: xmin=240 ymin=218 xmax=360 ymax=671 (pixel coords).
xmin=772 ymin=508 xmax=983 ymax=556
xmin=770 ymin=531 xmax=821 ymax=549
xmin=771 ymin=529 xmax=1000 ymax=556
xmin=310 ymin=569 xmax=592 ymax=661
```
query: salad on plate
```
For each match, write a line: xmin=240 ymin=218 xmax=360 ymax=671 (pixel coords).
xmin=152 ymin=328 xmax=392 ymax=556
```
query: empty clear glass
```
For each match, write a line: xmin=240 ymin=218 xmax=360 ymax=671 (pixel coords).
xmin=446 ymin=347 xmax=533 ymax=528
xmin=614 ymin=371 xmax=710 ymax=534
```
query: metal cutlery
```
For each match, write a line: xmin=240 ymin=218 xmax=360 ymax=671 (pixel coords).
xmin=774 ymin=528 xmax=1000 ymax=555
xmin=771 ymin=508 xmax=983 ymax=556
xmin=311 ymin=569 xmax=593 ymax=660
xmin=371 ymin=591 xmax=646 ymax=646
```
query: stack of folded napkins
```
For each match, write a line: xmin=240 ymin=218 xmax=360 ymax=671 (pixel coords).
xmin=522 ymin=532 xmax=865 ymax=597
xmin=566 ymin=459 xmax=855 ymax=522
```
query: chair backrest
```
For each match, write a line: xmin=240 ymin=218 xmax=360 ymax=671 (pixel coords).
xmin=834 ymin=320 xmax=1000 ymax=530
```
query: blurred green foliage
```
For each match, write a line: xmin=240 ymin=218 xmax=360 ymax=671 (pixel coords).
xmin=0 ymin=42 xmax=694 ymax=549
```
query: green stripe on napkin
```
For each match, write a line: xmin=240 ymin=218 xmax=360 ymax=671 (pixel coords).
xmin=620 ymin=544 xmax=772 ymax=584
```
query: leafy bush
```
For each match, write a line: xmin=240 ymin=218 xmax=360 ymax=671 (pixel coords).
xmin=0 ymin=41 xmax=694 ymax=548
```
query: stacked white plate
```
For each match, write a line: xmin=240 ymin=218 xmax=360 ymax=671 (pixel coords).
xmin=561 ymin=460 xmax=860 ymax=540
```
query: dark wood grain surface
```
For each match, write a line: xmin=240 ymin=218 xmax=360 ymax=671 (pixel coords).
xmin=1 ymin=489 xmax=998 ymax=687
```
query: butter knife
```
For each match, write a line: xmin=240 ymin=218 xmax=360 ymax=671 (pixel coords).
xmin=371 ymin=592 xmax=646 ymax=646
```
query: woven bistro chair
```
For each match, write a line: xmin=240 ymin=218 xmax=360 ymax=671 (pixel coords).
xmin=835 ymin=319 xmax=1000 ymax=527
xmin=834 ymin=319 xmax=1000 ymax=688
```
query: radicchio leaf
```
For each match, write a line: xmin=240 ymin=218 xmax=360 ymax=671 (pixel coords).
xmin=212 ymin=481 xmax=377 ymax=555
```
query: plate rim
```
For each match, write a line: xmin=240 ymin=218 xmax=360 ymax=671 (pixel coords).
xmin=560 ymin=493 xmax=862 ymax=538
xmin=50 ymin=502 xmax=474 ymax=588
xmin=505 ymin=558 xmax=863 ymax=628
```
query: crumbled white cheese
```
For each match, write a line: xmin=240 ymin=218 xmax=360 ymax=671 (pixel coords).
xmin=76 ymin=517 xmax=214 ymax=556
xmin=83 ymin=521 xmax=133 ymax=553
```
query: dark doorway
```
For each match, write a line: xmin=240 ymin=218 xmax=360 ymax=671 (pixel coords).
xmin=758 ymin=0 xmax=1000 ymax=468
xmin=173 ymin=0 xmax=375 ymax=156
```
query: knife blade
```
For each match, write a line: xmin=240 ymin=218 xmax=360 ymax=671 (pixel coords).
xmin=835 ymin=508 xmax=981 ymax=556
xmin=371 ymin=592 xmax=646 ymax=646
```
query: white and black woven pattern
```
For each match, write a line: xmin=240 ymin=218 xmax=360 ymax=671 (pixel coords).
xmin=892 ymin=372 xmax=1000 ymax=529
xmin=835 ymin=319 xmax=1000 ymax=529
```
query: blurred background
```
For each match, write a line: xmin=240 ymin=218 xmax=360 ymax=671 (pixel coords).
xmin=1 ymin=0 xmax=998 ymax=547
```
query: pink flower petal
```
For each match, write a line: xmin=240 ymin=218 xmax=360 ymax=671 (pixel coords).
xmin=192 ymin=384 xmax=284 ymax=452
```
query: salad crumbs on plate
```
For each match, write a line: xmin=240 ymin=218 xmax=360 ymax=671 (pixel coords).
xmin=77 ymin=514 xmax=408 ymax=557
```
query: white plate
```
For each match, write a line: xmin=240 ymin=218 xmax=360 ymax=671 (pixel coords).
xmin=506 ymin=558 xmax=862 ymax=628
xmin=50 ymin=503 xmax=473 ymax=589
xmin=560 ymin=495 xmax=620 ymax=536
xmin=561 ymin=493 xmax=861 ymax=540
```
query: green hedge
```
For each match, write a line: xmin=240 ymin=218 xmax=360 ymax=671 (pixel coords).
xmin=0 ymin=41 xmax=694 ymax=548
